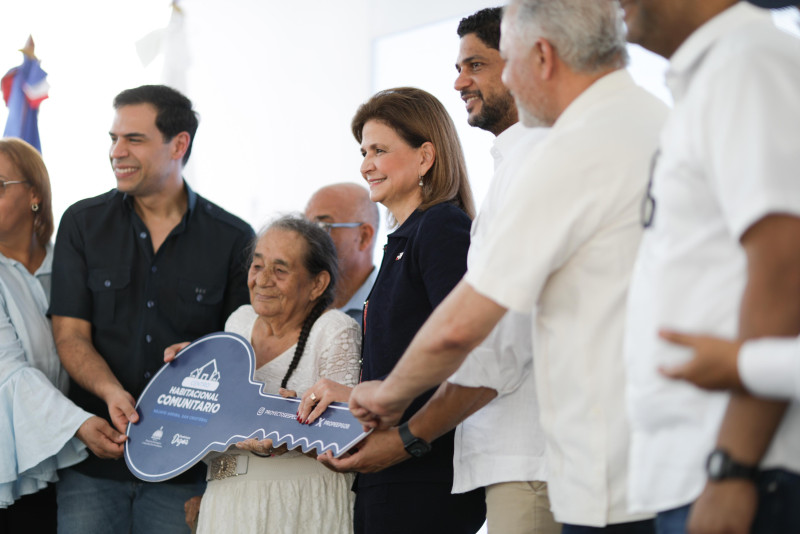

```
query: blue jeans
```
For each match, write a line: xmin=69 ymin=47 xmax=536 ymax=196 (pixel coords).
xmin=655 ymin=504 xmax=691 ymax=534
xmin=562 ymin=519 xmax=655 ymax=534
xmin=655 ymin=469 xmax=800 ymax=534
xmin=56 ymin=468 xmax=205 ymax=534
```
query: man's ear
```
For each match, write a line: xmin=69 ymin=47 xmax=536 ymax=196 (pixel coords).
xmin=171 ymin=131 xmax=191 ymax=162
xmin=533 ymin=37 xmax=556 ymax=80
xmin=358 ymin=223 xmax=376 ymax=251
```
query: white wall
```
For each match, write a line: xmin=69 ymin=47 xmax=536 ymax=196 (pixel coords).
xmin=0 ymin=0 xmax=500 ymax=235
xmin=3 ymin=2 xmax=794 ymax=240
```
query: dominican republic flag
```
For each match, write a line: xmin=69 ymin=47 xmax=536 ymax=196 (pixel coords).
xmin=2 ymin=55 xmax=49 ymax=153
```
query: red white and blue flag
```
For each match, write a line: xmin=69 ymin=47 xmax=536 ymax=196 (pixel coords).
xmin=2 ymin=54 xmax=49 ymax=153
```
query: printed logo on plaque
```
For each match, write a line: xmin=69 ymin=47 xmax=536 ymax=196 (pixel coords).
xmin=125 ymin=332 xmax=369 ymax=482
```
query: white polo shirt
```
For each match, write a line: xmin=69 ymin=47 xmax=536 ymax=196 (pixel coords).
xmin=624 ymin=2 xmax=800 ymax=514
xmin=740 ymin=337 xmax=800 ymax=401
xmin=448 ymin=122 xmax=549 ymax=494
xmin=466 ymin=69 xmax=667 ymax=526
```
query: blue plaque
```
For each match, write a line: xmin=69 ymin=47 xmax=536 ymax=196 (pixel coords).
xmin=125 ymin=331 xmax=369 ymax=482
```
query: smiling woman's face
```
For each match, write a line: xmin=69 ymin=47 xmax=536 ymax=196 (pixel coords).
xmin=359 ymin=119 xmax=425 ymax=221
xmin=247 ymin=228 xmax=322 ymax=322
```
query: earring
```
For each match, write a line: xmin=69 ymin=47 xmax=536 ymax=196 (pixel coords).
xmin=31 ymin=203 xmax=40 ymax=212
xmin=418 ymin=176 xmax=424 ymax=187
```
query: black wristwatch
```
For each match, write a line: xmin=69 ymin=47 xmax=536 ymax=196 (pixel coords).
xmin=398 ymin=421 xmax=431 ymax=458
xmin=706 ymin=448 xmax=759 ymax=482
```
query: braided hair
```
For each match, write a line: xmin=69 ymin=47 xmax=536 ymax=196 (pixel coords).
xmin=259 ymin=215 xmax=339 ymax=390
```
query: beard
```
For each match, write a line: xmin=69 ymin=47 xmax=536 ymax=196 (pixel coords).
xmin=515 ymin=93 xmax=552 ymax=128
xmin=467 ymin=91 xmax=516 ymax=133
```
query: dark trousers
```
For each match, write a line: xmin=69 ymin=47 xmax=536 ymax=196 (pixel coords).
xmin=0 ymin=483 xmax=57 ymax=534
xmin=562 ymin=519 xmax=655 ymax=534
xmin=354 ymin=482 xmax=485 ymax=534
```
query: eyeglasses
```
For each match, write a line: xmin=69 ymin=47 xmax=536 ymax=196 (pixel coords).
xmin=0 ymin=178 xmax=29 ymax=197
xmin=640 ymin=149 xmax=660 ymax=228
xmin=314 ymin=221 xmax=363 ymax=233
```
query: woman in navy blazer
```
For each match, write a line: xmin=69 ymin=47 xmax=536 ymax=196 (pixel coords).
xmin=301 ymin=87 xmax=485 ymax=534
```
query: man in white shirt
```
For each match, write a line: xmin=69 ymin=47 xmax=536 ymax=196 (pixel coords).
xmin=621 ymin=1 xmax=800 ymax=533
xmin=305 ymin=183 xmax=378 ymax=328
xmin=319 ymin=8 xmax=557 ymax=534
xmin=346 ymin=1 xmax=667 ymax=531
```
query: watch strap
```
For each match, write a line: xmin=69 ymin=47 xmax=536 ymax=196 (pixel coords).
xmin=398 ymin=421 xmax=431 ymax=457
xmin=706 ymin=448 xmax=759 ymax=481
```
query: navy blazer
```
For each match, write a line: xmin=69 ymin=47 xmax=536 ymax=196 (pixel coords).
xmin=359 ymin=201 xmax=471 ymax=488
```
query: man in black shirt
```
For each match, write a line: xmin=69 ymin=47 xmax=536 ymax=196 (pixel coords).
xmin=49 ymin=85 xmax=254 ymax=533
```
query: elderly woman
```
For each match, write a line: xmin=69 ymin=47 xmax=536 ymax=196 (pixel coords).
xmin=0 ymin=138 xmax=124 ymax=532
xmin=299 ymin=87 xmax=486 ymax=533
xmin=174 ymin=215 xmax=361 ymax=534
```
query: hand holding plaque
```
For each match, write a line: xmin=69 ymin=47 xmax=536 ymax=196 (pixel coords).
xmin=125 ymin=331 xmax=370 ymax=482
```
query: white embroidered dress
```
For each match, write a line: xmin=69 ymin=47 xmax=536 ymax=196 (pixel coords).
xmin=197 ymin=305 xmax=361 ymax=534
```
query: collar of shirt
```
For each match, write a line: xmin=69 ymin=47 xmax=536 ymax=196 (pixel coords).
xmin=551 ymin=68 xmax=634 ymax=135
xmin=667 ymin=2 xmax=770 ymax=99
xmin=341 ymin=265 xmax=378 ymax=314
xmin=491 ymin=122 xmax=528 ymax=168
xmin=0 ymin=243 xmax=53 ymax=318
xmin=121 ymin=178 xmax=199 ymax=233
xmin=0 ymin=242 xmax=52 ymax=273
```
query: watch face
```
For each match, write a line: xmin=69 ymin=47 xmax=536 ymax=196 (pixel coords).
xmin=708 ymin=451 xmax=726 ymax=478
xmin=407 ymin=439 xmax=431 ymax=458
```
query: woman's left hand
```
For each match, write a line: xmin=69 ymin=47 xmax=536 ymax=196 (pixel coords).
xmin=297 ymin=378 xmax=353 ymax=425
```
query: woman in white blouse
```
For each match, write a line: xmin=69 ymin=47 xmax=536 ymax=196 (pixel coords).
xmin=0 ymin=138 xmax=125 ymax=531
xmin=169 ymin=215 xmax=361 ymax=534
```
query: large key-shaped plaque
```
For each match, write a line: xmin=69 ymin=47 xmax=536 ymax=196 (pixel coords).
xmin=125 ymin=331 xmax=369 ymax=482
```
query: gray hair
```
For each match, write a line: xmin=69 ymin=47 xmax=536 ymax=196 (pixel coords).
xmin=256 ymin=214 xmax=339 ymax=309
xmin=507 ymin=0 xmax=628 ymax=72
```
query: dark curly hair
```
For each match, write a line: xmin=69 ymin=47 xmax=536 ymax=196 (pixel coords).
xmin=457 ymin=7 xmax=503 ymax=50
xmin=113 ymin=85 xmax=199 ymax=165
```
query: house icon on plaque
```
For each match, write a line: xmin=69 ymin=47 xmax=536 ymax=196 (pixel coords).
xmin=182 ymin=359 xmax=221 ymax=391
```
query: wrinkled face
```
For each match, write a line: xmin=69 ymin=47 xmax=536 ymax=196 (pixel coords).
xmin=0 ymin=152 xmax=38 ymax=239
xmin=500 ymin=8 xmax=551 ymax=127
xmin=247 ymin=229 xmax=323 ymax=321
xmin=359 ymin=120 xmax=424 ymax=217
xmin=304 ymin=189 xmax=362 ymax=270
xmin=454 ymin=33 xmax=516 ymax=135
xmin=108 ymin=103 xmax=177 ymax=197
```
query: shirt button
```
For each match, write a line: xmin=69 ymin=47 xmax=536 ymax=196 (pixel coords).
xmin=151 ymin=266 xmax=157 ymax=273
xmin=144 ymin=372 xmax=152 ymax=379
xmin=145 ymin=334 xmax=152 ymax=343
xmin=146 ymin=300 xmax=155 ymax=308
xmin=139 ymin=232 xmax=147 ymax=239
xmin=104 ymin=280 xmax=111 ymax=288
xmin=196 ymin=294 xmax=204 ymax=302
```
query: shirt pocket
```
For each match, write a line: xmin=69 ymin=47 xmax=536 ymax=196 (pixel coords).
xmin=88 ymin=267 xmax=131 ymax=326
xmin=170 ymin=277 xmax=225 ymax=338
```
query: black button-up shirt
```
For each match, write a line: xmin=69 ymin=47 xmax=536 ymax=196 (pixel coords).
xmin=49 ymin=183 xmax=254 ymax=481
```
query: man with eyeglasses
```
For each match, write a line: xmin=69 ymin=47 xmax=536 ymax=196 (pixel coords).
xmin=305 ymin=182 xmax=378 ymax=328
